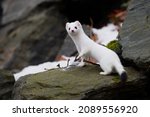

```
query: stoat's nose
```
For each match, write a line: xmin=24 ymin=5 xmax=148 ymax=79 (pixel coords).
xmin=71 ymin=30 xmax=74 ymax=33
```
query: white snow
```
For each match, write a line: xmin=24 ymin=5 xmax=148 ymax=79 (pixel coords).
xmin=92 ymin=23 xmax=119 ymax=45
xmin=13 ymin=56 xmax=80 ymax=81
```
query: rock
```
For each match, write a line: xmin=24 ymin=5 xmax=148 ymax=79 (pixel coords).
xmin=2 ymin=0 xmax=62 ymax=25
xmin=119 ymin=0 xmax=150 ymax=73
xmin=58 ymin=25 xmax=92 ymax=56
xmin=13 ymin=65 xmax=149 ymax=100
xmin=57 ymin=34 xmax=77 ymax=57
xmin=0 ymin=2 xmax=66 ymax=71
xmin=0 ymin=70 xmax=15 ymax=99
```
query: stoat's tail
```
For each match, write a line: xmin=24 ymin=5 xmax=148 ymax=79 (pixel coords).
xmin=114 ymin=62 xmax=128 ymax=83
xmin=120 ymin=71 xmax=128 ymax=83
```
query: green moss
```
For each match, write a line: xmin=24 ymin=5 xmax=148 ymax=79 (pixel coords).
xmin=106 ymin=40 xmax=122 ymax=54
xmin=112 ymin=76 xmax=120 ymax=83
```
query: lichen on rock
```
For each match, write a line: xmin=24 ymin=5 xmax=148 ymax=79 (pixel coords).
xmin=106 ymin=40 xmax=122 ymax=55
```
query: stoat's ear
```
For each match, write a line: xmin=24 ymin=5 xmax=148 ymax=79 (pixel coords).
xmin=75 ymin=20 xmax=81 ymax=27
xmin=66 ymin=22 xmax=70 ymax=29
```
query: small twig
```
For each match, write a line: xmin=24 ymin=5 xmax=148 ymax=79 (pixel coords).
xmin=74 ymin=55 xmax=81 ymax=62
xmin=89 ymin=17 xmax=94 ymax=28
xmin=83 ymin=59 xmax=99 ymax=66
xmin=75 ymin=54 xmax=99 ymax=66
xmin=66 ymin=59 xmax=70 ymax=67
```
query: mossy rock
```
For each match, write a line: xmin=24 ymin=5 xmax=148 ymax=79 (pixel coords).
xmin=106 ymin=40 xmax=122 ymax=55
xmin=12 ymin=65 xmax=149 ymax=100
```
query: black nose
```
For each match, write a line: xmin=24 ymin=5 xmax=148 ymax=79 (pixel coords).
xmin=71 ymin=30 xmax=74 ymax=33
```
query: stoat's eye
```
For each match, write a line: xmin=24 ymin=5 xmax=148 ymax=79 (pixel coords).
xmin=69 ymin=28 xmax=71 ymax=30
xmin=75 ymin=26 xmax=77 ymax=29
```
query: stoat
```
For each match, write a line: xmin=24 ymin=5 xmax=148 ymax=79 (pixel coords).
xmin=66 ymin=21 xmax=127 ymax=82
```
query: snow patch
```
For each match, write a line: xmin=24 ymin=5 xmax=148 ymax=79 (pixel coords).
xmin=92 ymin=23 xmax=119 ymax=45
xmin=14 ymin=56 xmax=79 ymax=81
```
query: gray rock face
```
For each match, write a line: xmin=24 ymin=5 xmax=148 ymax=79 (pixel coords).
xmin=0 ymin=70 xmax=15 ymax=99
xmin=13 ymin=66 xmax=149 ymax=100
xmin=0 ymin=2 xmax=66 ymax=71
xmin=119 ymin=0 xmax=150 ymax=72
xmin=2 ymin=0 xmax=62 ymax=24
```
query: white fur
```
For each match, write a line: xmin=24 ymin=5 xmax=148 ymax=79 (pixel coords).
xmin=66 ymin=21 xmax=126 ymax=76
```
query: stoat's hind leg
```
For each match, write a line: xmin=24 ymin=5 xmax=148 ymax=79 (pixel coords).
xmin=99 ymin=62 xmax=112 ymax=75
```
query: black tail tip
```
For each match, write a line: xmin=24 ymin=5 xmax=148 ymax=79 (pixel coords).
xmin=120 ymin=71 xmax=128 ymax=83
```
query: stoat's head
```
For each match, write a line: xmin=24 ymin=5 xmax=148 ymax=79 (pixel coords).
xmin=66 ymin=21 xmax=82 ymax=36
